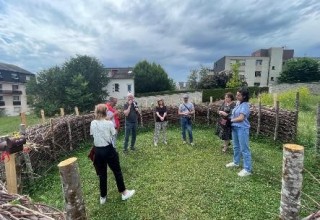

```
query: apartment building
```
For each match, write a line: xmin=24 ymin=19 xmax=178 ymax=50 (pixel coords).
xmin=0 ymin=62 xmax=34 ymax=116
xmin=213 ymin=47 xmax=294 ymax=87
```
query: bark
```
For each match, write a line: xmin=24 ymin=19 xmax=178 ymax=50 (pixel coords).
xmin=58 ymin=157 xmax=87 ymax=220
xmin=279 ymin=144 xmax=304 ymax=220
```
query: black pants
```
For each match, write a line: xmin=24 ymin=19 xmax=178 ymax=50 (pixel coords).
xmin=94 ymin=145 xmax=126 ymax=197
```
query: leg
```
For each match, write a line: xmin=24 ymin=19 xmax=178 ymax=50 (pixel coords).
xmin=154 ymin=122 xmax=161 ymax=144
xmin=123 ymin=122 xmax=131 ymax=151
xmin=238 ymin=128 xmax=252 ymax=172
xmin=94 ymin=147 xmax=108 ymax=198
xmin=106 ymin=147 xmax=126 ymax=193
xmin=162 ymin=121 xmax=168 ymax=143
xmin=186 ymin=121 xmax=193 ymax=143
xmin=131 ymin=122 xmax=137 ymax=149
xmin=232 ymin=127 xmax=241 ymax=165
xmin=181 ymin=118 xmax=187 ymax=141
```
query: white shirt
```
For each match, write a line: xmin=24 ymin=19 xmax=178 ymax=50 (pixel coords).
xmin=90 ymin=119 xmax=116 ymax=147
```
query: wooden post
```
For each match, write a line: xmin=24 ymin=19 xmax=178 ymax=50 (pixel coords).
xmin=50 ymin=118 xmax=55 ymax=145
xmin=279 ymin=144 xmax=304 ymax=220
xmin=20 ymin=112 xmax=27 ymax=126
xmin=66 ymin=120 xmax=73 ymax=151
xmin=40 ymin=109 xmax=45 ymax=124
xmin=60 ymin=108 xmax=65 ymax=117
xmin=210 ymin=96 xmax=213 ymax=104
xmin=274 ymin=100 xmax=280 ymax=141
xmin=19 ymin=124 xmax=26 ymax=135
xmin=207 ymin=106 xmax=210 ymax=125
xmin=145 ymin=99 xmax=148 ymax=108
xmin=82 ymin=118 xmax=87 ymax=140
xmin=170 ymin=97 xmax=173 ymax=106
xmin=316 ymin=103 xmax=320 ymax=158
xmin=294 ymin=92 xmax=300 ymax=141
xmin=58 ymin=157 xmax=87 ymax=220
xmin=273 ymin=93 xmax=278 ymax=107
xmin=75 ymin=107 xmax=79 ymax=116
xmin=256 ymin=96 xmax=261 ymax=136
xmin=4 ymin=154 xmax=18 ymax=194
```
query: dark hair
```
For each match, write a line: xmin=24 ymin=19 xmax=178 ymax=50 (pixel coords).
xmin=225 ymin=92 xmax=235 ymax=101
xmin=109 ymin=97 xmax=117 ymax=103
xmin=157 ymin=99 xmax=165 ymax=107
xmin=237 ymin=87 xmax=250 ymax=102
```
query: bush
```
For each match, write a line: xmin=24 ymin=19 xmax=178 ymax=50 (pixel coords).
xmin=202 ymin=87 xmax=269 ymax=102
xmin=135 ymin=89 xmax=199 ymax=98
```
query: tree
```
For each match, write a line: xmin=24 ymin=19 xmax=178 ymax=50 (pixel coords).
xmin=133 ymin=60 xmax=175 ymax=93
xmin=278 ymin=58 xmax=320 ymax=83
xmin=226 ymin=63 xmax=245 ymax=88
xmin=187 ymin=69 xmax=199 ymax=89
xmin=198 ymin=71 xmax=231 ymax=89
xmin=26 ymin=55 xmax=108 ymax=116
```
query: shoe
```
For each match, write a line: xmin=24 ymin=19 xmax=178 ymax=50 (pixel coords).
xmin=222 ymin=145 xmax=228 ymax=153
xmin=122 ymin=189 xmax=135 ymax=201
xmin=190 ymin=142 xmax=194 ymax=146
xmin=100 ymin=196 xmax=106 ymax=204
xmin=164 ymin=141 xmax=168 ymax=145
xmin=226 ymin=162 xmax=239 ymax=168
xmin=183 ymin=141 xmax=186 ymax=144
xmin=154 ymin=142 xmax=158 ymax=147
xmin=123 ymin=149 xmax=128 ymax=154
xmin=130 ymin=147 xmax=136 ymax=151
xmin=238 ymin=169 xmax=252 ymax=177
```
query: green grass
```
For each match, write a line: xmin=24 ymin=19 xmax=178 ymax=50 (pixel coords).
xmin=0 ymin=114 xmax=41 ymax=136
xmin=24 ymin=126 xmax=320 ymax=220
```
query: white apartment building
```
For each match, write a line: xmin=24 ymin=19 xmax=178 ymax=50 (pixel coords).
xmin=0 ymin=63 xmax=34 ymax=116
xmin=213 ymin=47 xmax=294 ymax=87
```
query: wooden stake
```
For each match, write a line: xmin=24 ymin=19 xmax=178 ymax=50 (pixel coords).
xmin=58 ymin=157 xmax=87 ymax=220
xmin=274 ymin=100 xmax=280 ymax=141
xmin=60 ymin=108 xmax=65 ymax=117
xmin=207 ymin=106 xmax=210 ymax=125
xmin=4 ymin=153 xmax=18 ymax=194
xmin=20 ymin=112 xmax=27 ymax=126
xmin=294 ymin=92 xmax=300 ymax=141
xmin=273 ymin=93 xmax=278 ymax=107
xmin=256 ymin=96 xmax=261 ymax=136
xmin=279 ymin=144 xmax=304 ymax=220
xmin=75 ymin=107 xmax=79 ymax=116
xmin=66 ymin=120 xmax=73 ymax=151
xmin=316 ymin=103 xmax=320 ymax=158
xmin=210 ymin=96 xmax=213 ymax=104
xmin=40 ymin=109 xmax=45 ymax=124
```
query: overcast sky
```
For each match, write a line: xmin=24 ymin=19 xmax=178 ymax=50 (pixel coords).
xmin=1 ymin=0 xmax=319 ymax=82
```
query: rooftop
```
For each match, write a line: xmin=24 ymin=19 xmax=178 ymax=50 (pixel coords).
xmin=105 ymin=67 xmax=134 ymax=79
xmin=0 ymin=62 xmax=34 ymax=75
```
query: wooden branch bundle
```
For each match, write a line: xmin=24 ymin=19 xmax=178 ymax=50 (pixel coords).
xmin=0 ymin=181 xmax=64 ymax=219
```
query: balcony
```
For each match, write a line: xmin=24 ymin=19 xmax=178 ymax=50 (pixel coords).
xmin=13 ymin=101 xmax=21 ymax=106
xmin=0 ymin=90 xmax=23 ymax=95
xmin=0 ymin=101 xmax=5 ymax=106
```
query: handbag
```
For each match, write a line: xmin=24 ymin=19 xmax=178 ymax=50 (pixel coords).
xmin=219 ymin=118 xmax=227 ymax=126
xmin=88 ymin=146 xmax=95 ymax=162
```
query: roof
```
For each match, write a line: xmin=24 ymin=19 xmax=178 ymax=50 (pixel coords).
xmin=0 ymin=62 xmax=34 ymax=75
xmin=105 ymin=67 xmax=134 ymax=79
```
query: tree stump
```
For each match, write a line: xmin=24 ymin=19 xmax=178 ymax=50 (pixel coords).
xmin=58 ymin=157 xmax=87 ymax=220
xmin=279 ymin=144 xmax=304 ymax=220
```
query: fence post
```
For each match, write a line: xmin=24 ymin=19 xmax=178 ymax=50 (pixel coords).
xmin=279 ymin=144 xmax=304 ymax=220
xmin=40 ymin=109 xmax=45 ymax=124
xmin=256 ymin=96 xmax=261 ymax=136
xmin=294 ymin=92 xmax=300 ymax=141
xmin=20 ymin=112 xmax=27 ymax=126
xmin=66 ymin=120 xmax=73 ymax=151
xmin=316 ymin=103 xmax=320 ymax=158
xmin=4 ymin=154 xmax=18 ymax=194
xmin=58 ymin=157 xmax=87 ymax=220
xmin=210 ymin=96 xmax=213 ymax=104
xmin=207 ymin=106 xmax=210 ymax=125
xmin=274 ymin=100 xmax=280 ymax=141
xmin=60 ymin=108 xmax=65 ymax=117
xmin=75 ymin=107 xmax=79 ymax=116
xmin=273 ymin=93 xmax=278 ymax=107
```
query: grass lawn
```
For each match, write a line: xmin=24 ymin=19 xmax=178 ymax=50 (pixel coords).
xmin=0 ymin=114 xmax=41 ymax=136
xmin=25 ymin=125 xmax=320 ymax=220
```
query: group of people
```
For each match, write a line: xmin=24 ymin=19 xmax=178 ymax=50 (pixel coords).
xmin=89 ymin=87 xmax=252 ymax=204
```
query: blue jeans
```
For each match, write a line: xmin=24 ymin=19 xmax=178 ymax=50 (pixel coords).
xmin=124 ymin=122 xmax=137 ymax=150
xmin=232 ymin=127 xmax=252 ymax=172
xmin=180 ymin=117 xmax=193 ymax=143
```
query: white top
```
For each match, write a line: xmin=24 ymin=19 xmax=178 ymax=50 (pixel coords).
xmin=90 ymin=119 xmax=116 ymax=147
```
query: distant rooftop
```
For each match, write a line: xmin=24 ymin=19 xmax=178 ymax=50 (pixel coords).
xmin=105 ymin=67 xmax=134 ymax=79
xmin=0 ymin=62 xmax=34 ymax=75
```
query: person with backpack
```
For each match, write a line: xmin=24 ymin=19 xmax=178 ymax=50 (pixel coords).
xmin=178 ymin=94 xmax=195 ymax=146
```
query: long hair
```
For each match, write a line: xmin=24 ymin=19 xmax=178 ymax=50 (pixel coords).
xmin=95 ymin=104 xmax=107 ymax=120
xmin=157 ymin=99 xmax=165 ymax=107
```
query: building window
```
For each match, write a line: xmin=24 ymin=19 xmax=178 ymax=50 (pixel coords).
xmin=0 ymin=96 xmax=3 ymax=101
xmin=271 ymin=77 xmax=274 ymax=81
xmin=239 ymin=75 xmax=245 ymax=81
xmin=272 ymin=66 xmax=275 ymax=70
xmin=0 ymin=72 xmax=3 ymax=79
xmin=256 ymin=60 xmax=262 ymax=65
xmin=13 ymin=96 xmax=20 ymax=101
xmin=114 ymin=83 xmax=119 ymax=92
xmin=12 ymin=85 xmax=19 ymax=90
xmin=0 ymin=84 xmax=2 ymax=89
xmin=26 ymin=76 xmax=30 ymax=81
xmin=255 ymin=71 xmax=261 ymax=77
xmin=14 ymin=107 xmax=21 ymax=113
xmin=11 ymin=73 xmax=19 ymax=80
xmin=127 ymin=84 xmax=132 ymax=92
xmin=254 ymin=83 xmax=260 ymax=87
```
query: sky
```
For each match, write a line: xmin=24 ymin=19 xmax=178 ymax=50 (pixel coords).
xmin=0 ymin=0 xmax=320 ymax=83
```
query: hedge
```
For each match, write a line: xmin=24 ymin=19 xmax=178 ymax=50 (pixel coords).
xmin=202 ymin=87 xmax=269 ymax=102
xmin=135 ymin=89 xmax=199 ymax=97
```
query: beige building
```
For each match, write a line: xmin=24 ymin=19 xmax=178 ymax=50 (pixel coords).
xmin=0 ymin=63 xmax=34 ymax=116
xmin=213 ymin=47 xmax=294 ymax=87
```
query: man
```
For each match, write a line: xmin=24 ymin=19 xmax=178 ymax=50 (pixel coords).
xmin=123 ymin=93 xmax=139 ymax=152
xmin=106 ymin=97 xmax=120 ymax=148
xmin=178 ymin=94 xmax=195 ymax=146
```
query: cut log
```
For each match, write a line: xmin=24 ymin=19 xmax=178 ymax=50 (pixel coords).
xmin=58 ymin=157 xmax=87 ymax=220
xmin=279 ymin=144 xmax=304 ymax=220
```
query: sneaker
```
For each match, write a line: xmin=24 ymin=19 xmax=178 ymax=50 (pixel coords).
xmin=123 ymin=149 xmax=128 ymax=154
xmin=130 ymin=147 xmax=136 ymax=151
xmin=164 ymin=141 xmax=168 ymax=145
xmin=182 ymin=141 xmax=187 ymax=144
xmin=154 ymin=142 xmax=158 ymax=147
xmin=190 ymin=142 xmax=194 ymax=146
xmin=100 ymin=196 xmax=106 ymax=205
xmin=238 ymin=169 xmax=252 ymax=177
xmin=122 ymin=189 xmax=135 ymax=201
xmin=225 ymin=162 xmax=239 ymax=168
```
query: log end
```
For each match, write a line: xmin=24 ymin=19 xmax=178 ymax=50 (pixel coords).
xmin=284 ymin=144 xmax=304 ymax=152
xmin=58 ymin=157 xmax=77 ymax=167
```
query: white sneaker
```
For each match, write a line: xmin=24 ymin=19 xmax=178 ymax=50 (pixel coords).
xmin=100 ymin=196 xmax=106 ymax=204
xmin=164 ymin=141 xmax=168 ymax=145
xmin=154 ymin=142 xmax=158 ymax=147
xmin=226 ymin=162 xmax=239 ymax=168
xmin=183 ymin=141 xmax=186 ymax=144
xmin=122 ymin=189 xmax=135 ymax=201
xmin=238 ymin=169 xmax=252 ymax=177
xmin=190 ymin=142 xmax=194 ymax=146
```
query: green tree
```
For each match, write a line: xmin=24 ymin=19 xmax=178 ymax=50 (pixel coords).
xmin=226 ymin=63 xmax=244 ymax=88
xmin=187 ymin=69 xmax=199 ymax=89
xmin=26 ymin=55 xmax=108 ymax=116
xmin=133 ymin=60 xmax=175 ymax=93
xmin=198 ymin=71 xmax=231 ymax=89
xmin=278 ymin=58 xmax=320 ymax=83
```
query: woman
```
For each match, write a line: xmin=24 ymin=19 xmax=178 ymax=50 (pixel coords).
xmin=90 ymin=104 xmax=135 ymax=204
xmin=154 ymin=98 xmax=168 ymax=146
xmin=217 ymin=92 xmax=235 ymax=153
xmin=226 ymin=87 xmax=252 ymax=177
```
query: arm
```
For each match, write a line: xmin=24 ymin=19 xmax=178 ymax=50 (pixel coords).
xmin=123 ymin=103 xmax=131 ymax=117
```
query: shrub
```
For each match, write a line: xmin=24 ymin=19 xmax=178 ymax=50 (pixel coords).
xmin=135 ymin=89 xmax=199 ymax=98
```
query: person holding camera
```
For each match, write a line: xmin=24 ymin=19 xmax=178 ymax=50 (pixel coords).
xmin=123 ymin=93 xmax=139 ymax=152
xmin=178 ymin=94 xmax=195 ymax=146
